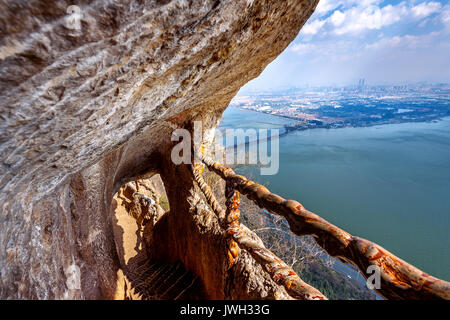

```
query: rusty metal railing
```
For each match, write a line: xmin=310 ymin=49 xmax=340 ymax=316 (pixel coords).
xmin=194 ymin=156 xmax=450 ymax=300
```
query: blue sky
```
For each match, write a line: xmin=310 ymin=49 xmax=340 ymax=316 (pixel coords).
xmin=240 ymin=0 xmax=450 ymax=91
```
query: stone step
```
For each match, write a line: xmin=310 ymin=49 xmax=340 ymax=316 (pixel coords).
xmin=125 ymin=257 xmax=202 ymax=300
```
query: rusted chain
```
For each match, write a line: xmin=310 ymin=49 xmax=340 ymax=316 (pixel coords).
xmin=201 ymin=155 xmax=450 ymax=300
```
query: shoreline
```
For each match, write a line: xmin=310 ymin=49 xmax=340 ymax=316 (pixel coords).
xmin=219 ymin=108 xmax=450 ymax=150
xmin=235 ymin=106 xmax=450 ymax=133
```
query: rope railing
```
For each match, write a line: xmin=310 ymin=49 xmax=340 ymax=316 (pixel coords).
xmin=198 ymin=155 xmax=450 ymax=300
xmin=190 ymin=163 xmax=327 ymax=300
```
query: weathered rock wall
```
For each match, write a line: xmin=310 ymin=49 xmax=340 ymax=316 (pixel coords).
xmin=0 ymin=0 xmax=318 ymax=299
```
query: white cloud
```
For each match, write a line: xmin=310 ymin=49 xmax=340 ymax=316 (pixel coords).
xmin=330 ymin=10 xmax=346 ymax=27
xmin=314 ymin=0 xmax=342 ymax=16
xmin=302 ymin=19 xmax=326 ymax=35
xmin=365 ymin=35 xmax=418 ymax=50
xmin=411 ymin=2 xmax=441 ymax=19
xmin=314 ymin=0 xmax=381 ymax=17
xmin=441 ymin=4 xmax=450 ymax=32
xmin=300 ymin=1 xmax=443 ymax=37
xmin=333 ymin=3 xmax=407 ymax=35
xmin=291 ymin=39 xmax=363 ymax=63
xmin=245 ymin=1 xmax=450 ymax=87
xmin=365 ymin=32 xmax=441 ymax=51
xmin=291 ymin=43 xmax=317 ymax=55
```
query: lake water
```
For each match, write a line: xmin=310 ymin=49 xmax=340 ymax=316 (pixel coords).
xmin=219 ymin=107 xmax=450 ymax=281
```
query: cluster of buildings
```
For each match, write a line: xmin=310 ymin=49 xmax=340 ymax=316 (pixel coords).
xmin=230 ymin=83 xmax=450 ymax=129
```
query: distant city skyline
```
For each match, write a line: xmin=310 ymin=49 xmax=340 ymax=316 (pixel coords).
xmin=238 ymin=0 xmax=450 ymax=94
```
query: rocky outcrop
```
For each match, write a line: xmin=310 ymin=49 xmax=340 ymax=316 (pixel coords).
xmin=0 ymin=0 xmax=319 ymax=299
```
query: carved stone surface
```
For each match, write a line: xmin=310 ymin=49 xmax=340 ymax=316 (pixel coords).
xmin=0 ymin=0 xmax=318 ymax=299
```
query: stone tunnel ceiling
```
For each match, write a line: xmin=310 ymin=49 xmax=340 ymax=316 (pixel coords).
xmin=0 ymin=0 xmax=319 ymax=299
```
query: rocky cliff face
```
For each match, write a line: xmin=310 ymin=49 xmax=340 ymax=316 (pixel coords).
xmin=0 ymin=0 xmax=318 ymax=299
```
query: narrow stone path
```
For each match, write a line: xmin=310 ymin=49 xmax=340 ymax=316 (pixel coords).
xmin=125 ymin=253 xmax=201 ymax=300
xmin=112 ymin=181 xmax=203 ymax=300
